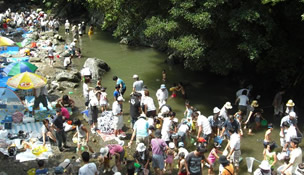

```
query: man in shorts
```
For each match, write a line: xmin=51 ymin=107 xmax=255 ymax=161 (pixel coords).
xmin=226 ymin=128 xmax=241 ymax=175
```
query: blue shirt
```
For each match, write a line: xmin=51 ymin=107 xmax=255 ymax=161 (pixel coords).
xmin=134 ymin=118 xmax=149 ymax=137
xmin=117 ymin=78 xmax=126 ymax=89
xmin=113 ymin=90 xmax=120 ymax=100
xmin=36 ymin=168 xmax=48 ymax=174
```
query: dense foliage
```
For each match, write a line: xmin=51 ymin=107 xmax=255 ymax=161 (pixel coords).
xmin=40 ymin=0 xmax=304 ymax=88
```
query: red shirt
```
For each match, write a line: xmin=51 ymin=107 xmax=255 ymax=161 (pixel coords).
xmin=3 ymin=23 xmax=7 ymax=29
xmin=61 ymin=107 xmax=70 ymax=119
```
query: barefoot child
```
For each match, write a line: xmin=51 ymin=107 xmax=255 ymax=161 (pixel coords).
xmin=178 ymin=152 xmax=187 ymax=175
xmin=263 ymin=123 xmax=273 ymax=149
xmin=207 ymin=142 xmax=223 ymax=174
xmin=165 ymin=142 xmax=176 ymax=173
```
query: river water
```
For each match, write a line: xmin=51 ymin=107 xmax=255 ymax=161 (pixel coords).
xmin=64 ymin=29 xmax=283 ymax=174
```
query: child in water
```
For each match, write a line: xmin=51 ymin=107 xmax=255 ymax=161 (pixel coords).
xmin=88 ymin=25 xmax=94 ymax=35
xmin=162 ymin=69 xmax=167 ymax=82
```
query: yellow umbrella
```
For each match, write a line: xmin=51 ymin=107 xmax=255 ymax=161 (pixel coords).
xmin=0 ymin=36 xmax=15 ymax=46
xmin=6 ymin=72 xmax=47 ymax=90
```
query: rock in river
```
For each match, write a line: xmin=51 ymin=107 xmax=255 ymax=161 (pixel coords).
xmin=83 ymin=58 xmax=110 ymax=80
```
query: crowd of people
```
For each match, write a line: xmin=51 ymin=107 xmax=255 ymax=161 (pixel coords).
xmin=1 ymin=7 xmax=304 ymax=175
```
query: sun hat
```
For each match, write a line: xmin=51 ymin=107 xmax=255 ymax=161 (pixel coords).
xmin=173 ymin=118 xmax=179 ymax=123
xmin=169 ymin=142 xmax=175 ymax=149
xmin=114 ymin=172 xmax=121 ymax=175
xmin=99 ymin=147 xmax=109 ymax=157
xmin=136 ymin=143 xmax=146 ymax=152
xmin=251 ymin=100 xmax=259 ymax=107
xmin=213 ymin=107 xmax=220 ymax=114
xmin=289 ymin=111 xmax=296 ymax=118
xmin=224 ymin=102 xmax=233 ymax=109
xmin=286 ymin=99 xmax=295 ymax=107
xmin=219 ymin=156 xmax=229 ymax=164
xmin=160 ymin=84 xmax=166 ymax=89
xmin=82 ymin=21 xmax=84 ymax=24
xmin=73 ymin=38 xmax=77 ymax=42
xmin=132 ymin=74 xmax=139 ymax=79
xmin=117 ymin=96 xmax=125 ymax=102
xmin=259 ymin=160 xmax=271 ymax=170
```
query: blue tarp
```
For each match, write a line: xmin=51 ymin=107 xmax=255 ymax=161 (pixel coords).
xmin=6 ymin=57 xmax=29 ymax=63
xmin=0 ymin=77 xmax=17 ymax=91
xmin=0 ymin=46 xmax=19 ymax=55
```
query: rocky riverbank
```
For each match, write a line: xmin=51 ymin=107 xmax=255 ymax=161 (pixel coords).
xmin=0 ymin=27 xmax=115 ymax=174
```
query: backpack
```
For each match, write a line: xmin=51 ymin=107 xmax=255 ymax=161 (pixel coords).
xmin=54 ymin=166 xmax=64 ymax=174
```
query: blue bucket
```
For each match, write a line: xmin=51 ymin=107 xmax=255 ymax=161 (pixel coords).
xmin=214 ymin=136 xmax=223 ymax=145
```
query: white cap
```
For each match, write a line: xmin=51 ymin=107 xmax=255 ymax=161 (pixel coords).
xmin=289 ymin=112 xmax=296 ymax=117
xmin=169 ymin=142 xmax=175 ymax=149
xmin=133 ymin=74 xmax=139 ymax=79
xmin=117 ymin=96 xmax=125 ymax=102
xmin=64 ymin=159 xmax=70 ymax=163
xmin=213 ymin=107 xmax=220 ymax=113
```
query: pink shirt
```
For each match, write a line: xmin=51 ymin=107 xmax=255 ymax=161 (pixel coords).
xmin=108 ymin=144 xmax=123 ymax=155
xmin=61 ymin=107 xmax=70 ymax=119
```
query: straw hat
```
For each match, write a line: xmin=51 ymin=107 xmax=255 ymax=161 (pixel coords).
xmin=286 ymin=99 xmax=295 ymax=107
xmin=224 ymin=102 xmax=232 ymax=109
xmin=259 ymin=160 xmax=271 ymax=170
xmin=136 ymin=143 xmax=146 ymax=152
xmin=251 ymin=100 xmax=259 ymax=108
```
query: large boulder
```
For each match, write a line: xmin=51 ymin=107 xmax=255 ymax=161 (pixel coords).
xmin=55 ymin=70 xmax=81 ymax=82
xmin=83 ymin=58 xmax=110 ymax=80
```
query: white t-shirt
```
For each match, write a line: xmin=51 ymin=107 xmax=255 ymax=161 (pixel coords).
xmin=156 ymin=89 xmax=168 ymax=101
xmin=81 ymin=67 xmax=91 ymax=77
xmin=285 ymin=126 xmax=297 ymax=143
xmin=65 ymin=22 xmax=70 ymax=29
xmin=89 ymin=91 xmax=98 ymax=107
xmin=63 ymin=57 xmax=70 ymax=67
xmin=112 ymin=101 xmax=122 ymax=116
xmin=230 ymin=133 xmax=241 ymax=150
xmin=178 ymin=124 xmax=189 ymax=133
xmin=161 ymin=117 xmax=172 ymax=133
xmin=290 ymin=147 xmax=302 ymax=173
xmin=197 ymin=114 xmax=212 ymax=135
xmin=133 ymin=80 xmax=144 ymax=92
xmin=238 ymin=95 xmax=249 ymax=106
xmin=99 ymin=92 xmax=108 ymax=105
xmin=83 ymin=83 xmax=89 ymax=97
xmin=78 ymin=163 xmax=98 ymax=175
xmin=219 ymin=107 xmax=229 ymax=121
xmin=143 ymin=96 xmax=156 ymax=111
